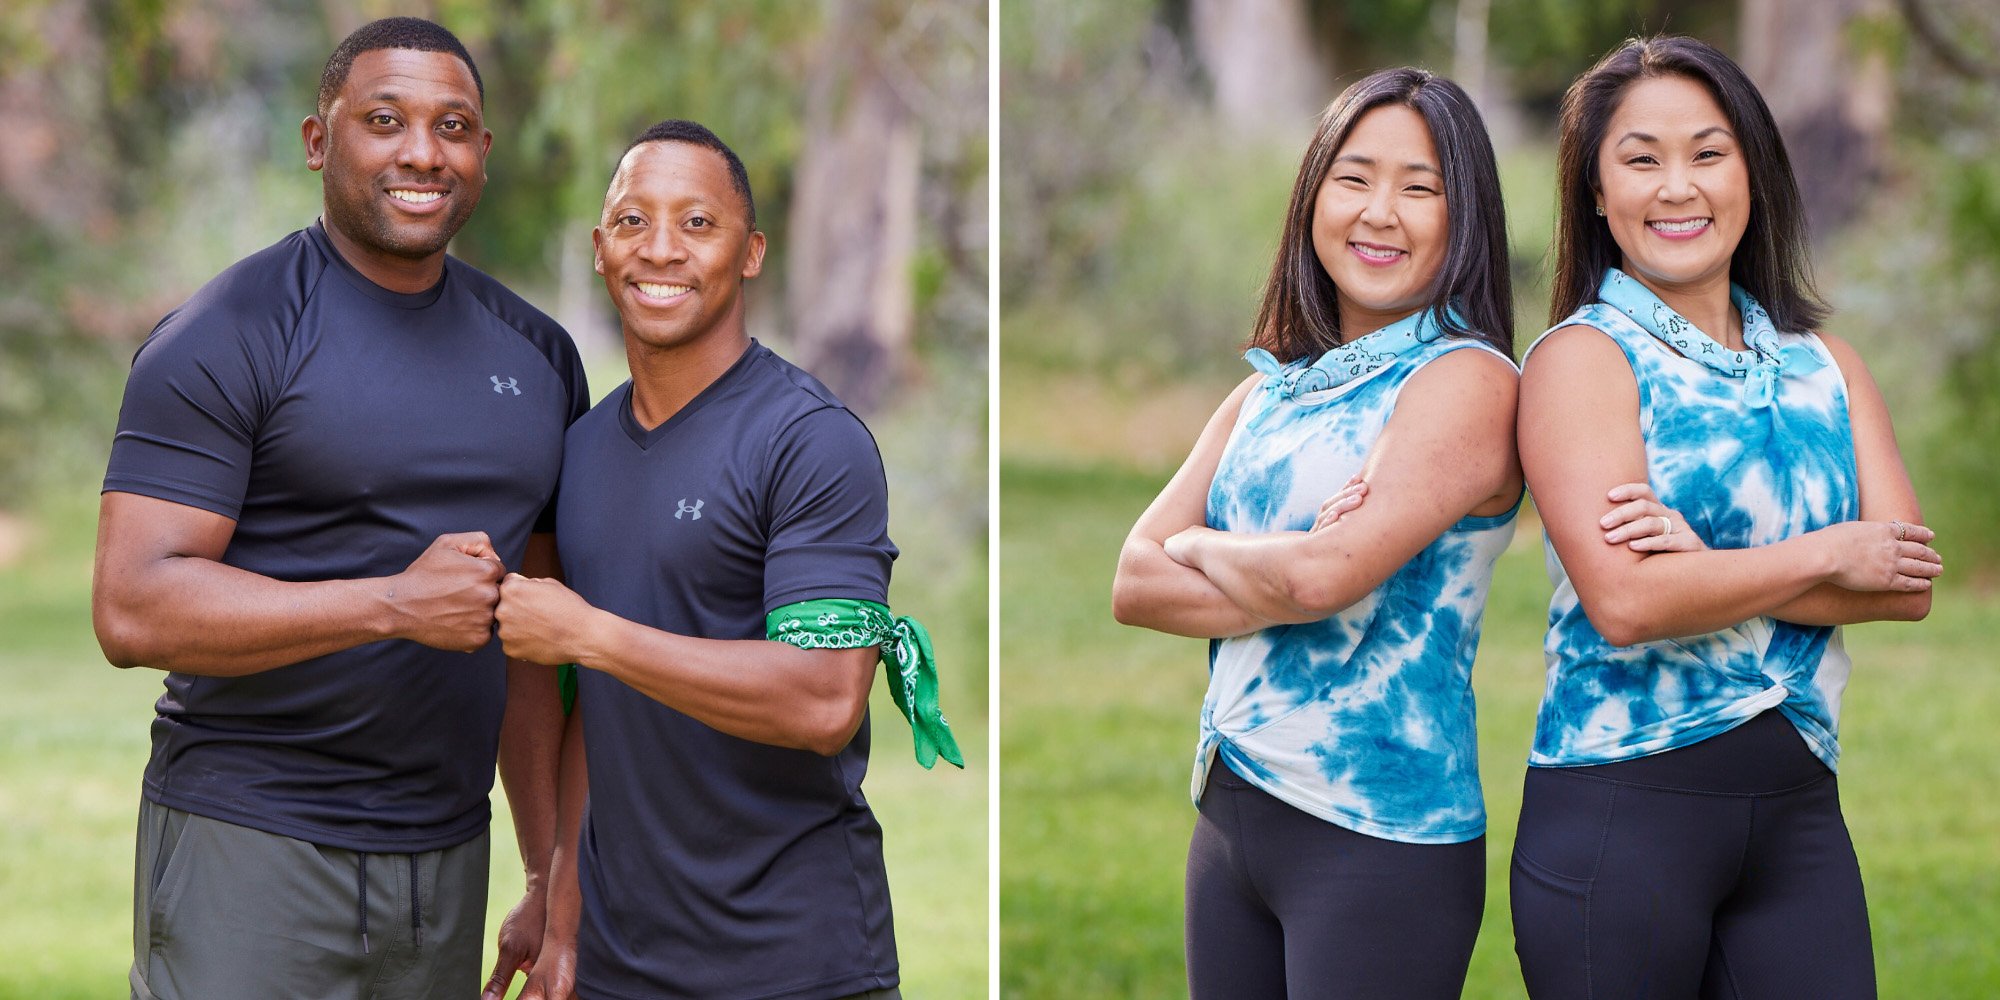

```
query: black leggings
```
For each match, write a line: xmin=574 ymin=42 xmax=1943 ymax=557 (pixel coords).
xmin=1184 ymin=758 xmax=1484 ymax=1000
xmin=1510 ymin=710 xmax=1875 ymax=999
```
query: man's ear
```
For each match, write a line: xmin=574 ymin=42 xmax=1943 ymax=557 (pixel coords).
xmin=741 ymin=231 xmax=767 ymax=280
xmin=303 ymin=116 xmax=328 ymax=171
xmin=592 ymin=226 xmax=606 ymax=276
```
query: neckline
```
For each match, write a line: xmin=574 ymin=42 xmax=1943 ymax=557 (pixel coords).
xmin=1595 ymin=268 xmax=1779 ymax=378
xmin=307 ymin=220 xmax=450 ymax=309
xmin=1247 ymin=307 xmax=1451 ymax=400
xmin=616 ymin=340 xmax=765 ymax=449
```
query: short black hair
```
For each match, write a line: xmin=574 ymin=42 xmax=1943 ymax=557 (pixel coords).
xmin=317 ymin=17 xmax=484 ymax=121
xmin=623 ymin=119 xmax=757 ymax=227
xmin=1251 ymin=67 xmax=1514 ymax=361
xmin=1550 ymin=35 xmax=1828 ymax=332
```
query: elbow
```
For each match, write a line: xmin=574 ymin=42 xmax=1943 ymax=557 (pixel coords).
xmin=802 ymin=692 xmax=870 ymax=757
xmin=1110 ymin=546 xmax=1148 ymax=626
xmin=1110 ymin=572 xmax=1144 ymax=627
xmin=92 ymin=599 xmax=152 ymax=669
xmin=1897 ymin=590 xmax=1933 ymax=623
xmin=1580 ymin=595 xmax=1655 ymax=648
xmin=1278 ymin=566 xmax=1353 ymax=622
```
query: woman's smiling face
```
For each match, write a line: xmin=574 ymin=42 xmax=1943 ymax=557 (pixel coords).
xmin=1595 ymin=73 xmax=1750 ymax=295
xmin=1310 ymin=104 xmax=1448 ymax=338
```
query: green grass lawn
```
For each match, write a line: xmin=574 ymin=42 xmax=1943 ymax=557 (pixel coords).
xmin=999 ymin=458 xmax=2000 ymax=999
xmin=0 ymin=491 xmax=987 ymax=999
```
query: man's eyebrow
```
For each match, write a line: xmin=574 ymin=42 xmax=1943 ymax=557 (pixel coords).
xmin=365 ymin=91 xmax=478 ymax=115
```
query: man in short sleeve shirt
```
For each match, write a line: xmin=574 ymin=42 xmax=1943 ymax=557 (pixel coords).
xmin=92 ymin=18 xmax=586 ymax=1000
xmin=489 ymin=121 xmax=902 ymax=1000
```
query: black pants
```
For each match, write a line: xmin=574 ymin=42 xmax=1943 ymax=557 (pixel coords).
xmin=1184 ymin=758 xmax=1484 ymax=1000
xmin=1510 ymin=711 xmax=1876 ymax=999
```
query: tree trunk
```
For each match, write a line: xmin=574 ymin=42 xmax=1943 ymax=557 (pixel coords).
xmin=786 ymin=0 xmax=921 ymax=416
xmin=1738 ymin=0 xmax=1893 ymax=238
xmin=1188 ymin=0 xmax=1324 ymax=134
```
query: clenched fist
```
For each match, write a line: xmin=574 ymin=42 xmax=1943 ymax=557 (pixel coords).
xmin=386 ymin=532 xmax=505 ymax=652
xmin=496 ymin=573 xmax=602 ymax=666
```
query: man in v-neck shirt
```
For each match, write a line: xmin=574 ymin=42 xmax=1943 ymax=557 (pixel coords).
xmin=488 ymin=120 xmax=902 ymax=1000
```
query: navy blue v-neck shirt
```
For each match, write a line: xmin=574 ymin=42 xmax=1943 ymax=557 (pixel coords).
xmin=559 ymin=343 xmax=900 ymax=1000
xmin=103 ymin=222 xmax=588 ymax=851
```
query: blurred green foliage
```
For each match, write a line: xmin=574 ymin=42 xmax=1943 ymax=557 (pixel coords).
xmin=0 ymin=0 xmax=986 ymax=505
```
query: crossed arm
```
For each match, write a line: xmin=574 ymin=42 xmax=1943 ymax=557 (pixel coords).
xmin=1112 ymin=349 xmax=1523 ymax=635
xmin=1520 ymin=326 xmax=1937 ymax=648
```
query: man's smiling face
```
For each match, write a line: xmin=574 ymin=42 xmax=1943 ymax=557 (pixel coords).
xmin=310 ymin=47 xmax=490 ymax=264
xmin=593 ymin=141 xmax=765 ymax=354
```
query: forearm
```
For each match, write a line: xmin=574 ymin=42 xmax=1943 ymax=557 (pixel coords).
xmin=497 ymin=660 xmax=564 ymax=887
xmin=95 ymin=558 xmax=397 ymax=675
xmin=574 ymin=612 xmax=869 ymax=754
xmin=1111 ymin=538 xmax=1274 ymax=638
xmin=1173 ymin=528 xmax=1354 ymax=625
xmin=541 ymin=706 xmax=587 ymax=950
xmin=1770 ymin=583 xmax=1931 ymax=627
xmin=1585 ymin=535 xmax=1837 ymax=645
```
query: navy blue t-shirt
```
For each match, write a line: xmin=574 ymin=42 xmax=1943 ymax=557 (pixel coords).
xmin=559 ymin=343 xmax=899 ymax=1000
xmin=102 ymin=221 xmax=588 ymax=852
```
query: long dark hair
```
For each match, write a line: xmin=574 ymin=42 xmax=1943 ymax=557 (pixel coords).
xmin=1549 ymin=35 xmax=1828 ymax=331
xmin=1251 ymin=67 xmax=1512 ymax=362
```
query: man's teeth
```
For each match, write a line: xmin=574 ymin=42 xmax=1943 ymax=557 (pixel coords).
xmin=1353 ymin=244 xmax=1402 ymax=260
xmin=388 ymin=190 xmax=443 ymax=204
xmin=637 ymin=282 xmax=690 ymax=298
xmin=1650 ymin=218 xmax=1709 ymax=233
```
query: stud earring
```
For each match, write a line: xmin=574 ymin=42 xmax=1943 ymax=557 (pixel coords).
xmin=1594 ymin=205 xmax=1606 ymax=216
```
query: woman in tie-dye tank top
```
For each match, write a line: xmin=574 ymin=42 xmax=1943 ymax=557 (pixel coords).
xmin=1111 ymin=68 xmax=1520 ymax=1000
xmin=1509 ymin=37 xmax=1939 ymax=1000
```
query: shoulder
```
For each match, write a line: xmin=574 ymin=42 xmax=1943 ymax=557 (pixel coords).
xmin=140 ymin=229 xmax=325 ymax=360
xmin=1521 ymin=323 xmax=1634 ymax=377
xmin=1808 ymin=329 xmax=1865 ymax=372
xmin=1803 ymin=330 xmax=1883 ymax=401
xmin=445 ymin=256 xmax=582 ymax=367
xmin=1397 ymin=344 xmax=1518 ymax=425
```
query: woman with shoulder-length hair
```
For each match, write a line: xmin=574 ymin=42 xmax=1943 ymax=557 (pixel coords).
xmin=1511 ymin=34 xmax=1940 ymax=999
xmin=1110 ymin=66 xmax=1521 ymax=999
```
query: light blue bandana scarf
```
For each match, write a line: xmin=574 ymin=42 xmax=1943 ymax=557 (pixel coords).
xmin=1244 ymin=307 xmax=1451 ymax=401
xmin=1596 ymin=268 xmax=1825 ymax=407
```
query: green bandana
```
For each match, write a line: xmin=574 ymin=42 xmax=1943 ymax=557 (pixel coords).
xmin=767 ymin=598 xmax=964 ymax=770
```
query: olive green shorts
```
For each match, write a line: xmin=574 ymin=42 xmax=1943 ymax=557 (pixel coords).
xmin=129 ymin=798 xmax=490 ymax=1000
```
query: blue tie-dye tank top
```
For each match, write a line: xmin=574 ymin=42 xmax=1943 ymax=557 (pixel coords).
xmin=1527 ymin=269 xmax=1858 ymax=772
xmin=1196 ymin=309 xmax=1518 ymax=845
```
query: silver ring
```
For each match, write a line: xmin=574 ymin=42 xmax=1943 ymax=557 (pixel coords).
xmin=1659 ymin=515 xmax=1674 ymax=536
xmin=1895 ymin=520 xmax=1908 ymax=542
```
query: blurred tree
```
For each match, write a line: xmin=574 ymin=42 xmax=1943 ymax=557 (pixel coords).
xmin=788 ymin=0 xmax=985 ymax=415
xmin=1186 ymin=0 xmax=1324 ymax=134
xmin=1739 ymin=0 xmax=1893 ymax=237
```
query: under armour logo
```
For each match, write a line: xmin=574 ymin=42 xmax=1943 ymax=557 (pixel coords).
xmin=491 ymin=376 xmax=520 ymax=395
xmin=676 ymin=498 xmax=704 ymax=520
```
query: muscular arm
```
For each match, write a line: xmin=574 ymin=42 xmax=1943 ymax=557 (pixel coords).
xmin=91 ymin=490 xmax=504 ymax=674
xmin=1164 ymin=348 xmax=1522 ymax=624
xmin=1765 ymin=332 xmax=1933 ymax=625
xmin=1110 ymin=375 xmax=1277 ymax=638
xmin=495 ymin=575 xmax=878 ymax=756
xmin=1521 ymin=327 xmax=1934 ymax=647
